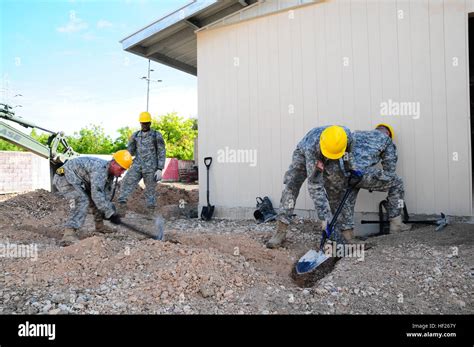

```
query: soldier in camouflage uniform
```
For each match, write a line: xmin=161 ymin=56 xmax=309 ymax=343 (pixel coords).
xmin=53 ymin=150 xmax=132 ymax=246
xmin=117 ymin=112 xmax=166 ymax=218
xmin=267 ymin=125 xmax=356 ymax=249
xmin=331 ymin=124 xmax=410 ymax=239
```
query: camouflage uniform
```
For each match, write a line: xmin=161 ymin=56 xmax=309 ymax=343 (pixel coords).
xmin=118 ymin=129 xmax=166 ymax=208
xmin=53 ymin=156 xmax=116 ymax=229
xmin=331 ymin=129 xmax=404 ymax=230
xmin=277 ymin=126 xmax=355 ymax=243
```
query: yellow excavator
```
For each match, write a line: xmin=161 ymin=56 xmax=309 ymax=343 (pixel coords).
xmin=0 ymin=103 xmax=78 ymax=190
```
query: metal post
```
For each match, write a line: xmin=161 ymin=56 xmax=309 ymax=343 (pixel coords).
xmin=146 ymin=59 xmax=151 ymax=112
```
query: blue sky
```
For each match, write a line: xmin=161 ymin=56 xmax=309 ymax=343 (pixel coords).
xmin=0 ymin=0 xmax=197 ymax=137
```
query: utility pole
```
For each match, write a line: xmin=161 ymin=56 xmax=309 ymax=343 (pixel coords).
xmin=146 ymin=60 xmax=151 ymax=111
xmin=141 ymin=60 xmax=162 ymax=112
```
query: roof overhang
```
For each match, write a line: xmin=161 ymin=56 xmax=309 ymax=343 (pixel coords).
xmin=120 ymin=0 xmax=257 ymax=76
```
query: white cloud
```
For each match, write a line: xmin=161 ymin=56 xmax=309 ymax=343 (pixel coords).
xmin=57 ymin=14 xmax=88 ymax=33
xmin=97 ymin=19 xmax=113 ymax=29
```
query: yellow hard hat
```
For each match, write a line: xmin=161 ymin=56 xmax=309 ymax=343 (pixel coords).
xmin=375 ymin=123 xmax=394 ymax=139
xmin=113 ymin=150 xmax=133 ymax=169
xmin=320 ymin=126 xmax=348 ymax=160
xmin=139 ymin=111 xmax=152 ymax=123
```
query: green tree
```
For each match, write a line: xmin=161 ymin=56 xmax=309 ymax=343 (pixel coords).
xmin=0 ymin=139 xmax=24 ymax=151
xmin=112 ymin=126 xmax=136 ymax=152
xmin=152 ymin=113 xmax=197 ymax=160
xmin=66 ymin=124 xmax=114 ymax=154
xmin=30 ymin=129 xmax=50 ymax=146
xmin=0 ymin=114 xmax=198 ymax=159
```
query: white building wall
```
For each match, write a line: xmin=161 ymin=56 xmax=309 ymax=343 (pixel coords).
xmin=197 ymin=0 xmax=473 ymax=217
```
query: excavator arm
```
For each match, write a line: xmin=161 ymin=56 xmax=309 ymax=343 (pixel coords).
xmin=0 ymin=119 xmax=50 ymax=159
xmin=0 ymin=103 xmax=78 ymax=191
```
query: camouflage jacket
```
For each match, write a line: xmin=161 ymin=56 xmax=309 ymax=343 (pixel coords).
xmin=128 ymin=129 xmax=166 ymax=173
xmin=297 ymin=125 xmax=355 ymax=221
xmin=63 ymin=156 xmax=115 ymax=218
xmin=352 ymin=130 xmax=398 ymax=174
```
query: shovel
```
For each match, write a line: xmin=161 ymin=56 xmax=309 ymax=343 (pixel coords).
xmin=201 ymin=157 xmax=215 ymax=220
xmin=295 ymin=174 xmax=361 ymax=275
xmin=360 ymin=200 xmax=448 ymax=233
xmin=118 ymin=216 xmax=165 ymax=240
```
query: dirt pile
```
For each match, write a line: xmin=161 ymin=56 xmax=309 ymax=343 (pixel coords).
xmin=120 ymin=182 xmax=198 ymax=218
xmin=0 ymin=189 xmax=69 ymax=223
xmin=1 ymin=235 xmax=268 ymax=314
xmin=0 ymin=189 xmax=473 ymax=314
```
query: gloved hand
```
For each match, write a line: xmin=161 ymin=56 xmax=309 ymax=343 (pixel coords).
xmin=108 ymin=213 xmax=122 ymax=225
xmin=349 ymin=169 xmax=364 ymax=187
xmin=154 ymin=169 xmax=162 ymax=182
xmin=350 ymin=169 xmax=364 ymax=179
xmin=321 ymin=220 xmax=332 ymax=238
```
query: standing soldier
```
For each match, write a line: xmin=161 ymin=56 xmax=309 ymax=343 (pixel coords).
xmin=267 ymin=125 xmax=356 ymax=249
xmin=117 ymin=111 xmax=166 ymax=218
xmin=53 ymin=150 xmax=133 ymax=246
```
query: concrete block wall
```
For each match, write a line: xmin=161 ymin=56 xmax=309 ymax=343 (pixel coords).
xmin=0 ymin=151 xmax=50 ymax=194
xmin=0 ymin=152 xmax=188 ymax=194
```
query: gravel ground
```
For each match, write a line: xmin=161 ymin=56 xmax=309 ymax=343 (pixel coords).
xmin=0 ymin=187 xmax=472 ymax=314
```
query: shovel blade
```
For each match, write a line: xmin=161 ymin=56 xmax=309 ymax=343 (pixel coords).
xmin=201 ymin=205 xmax=215 ymax=221
xmin=154 ymin=216 xmax=165 ymax=240
xmin=296 ymin=249 xmax=330 ymax=275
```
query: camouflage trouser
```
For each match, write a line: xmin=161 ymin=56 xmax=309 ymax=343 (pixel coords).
xmin=277 ymin=148 xmax=307 ymax=225
xmin=117 ymin=164 xmax=157 ymax=208
xmin=53 ymin=174 xmax=104 ymax=229
xmin=323 ymin=170 xmax=353 ymax=244
xmin=327 ymin=167 xmax=405 ymax=231
xmin=276 ymin=148 xmax=346 ymax=244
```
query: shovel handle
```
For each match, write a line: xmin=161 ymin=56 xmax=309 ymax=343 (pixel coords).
xmin=119 ymin=220 xmax=155 ymax=239
xmin=204 ymin=157 xmax=212 ymax=168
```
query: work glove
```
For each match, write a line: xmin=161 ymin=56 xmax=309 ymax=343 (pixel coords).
xmin=349 ymin=169 xmax=364 ymax=187
xmin=321 ymin=220 xmax=332 ymax=238
xmin=350 ymin=169 xmax=364 ymax=179
xmin=154 ymin=169 xmax=162 ymax=182
xmin=319 ymin=220 xmax=333 ymax=250
xmin=108 ymin=213 xmax=122 ymax=225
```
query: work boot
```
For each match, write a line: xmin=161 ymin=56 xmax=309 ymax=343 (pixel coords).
xmin=60 ymin=228 xmax=79 ymax=247
xmin=116 ymin=202 xmax=127 ymax=218
xmin=95 ymin=220 xmax=116 ymax=234
xmin=389 ymin=215 xmax=411 ymax=233
xmin=342 ymin=229 xmax=373 ymax=250
xmin=266 ymin=220 xmax=288 ymax=249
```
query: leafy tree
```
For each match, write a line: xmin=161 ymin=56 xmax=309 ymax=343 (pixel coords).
xmin=152 ymin=113 xmax=197 ymax=160
xmin=0 ymin=114 xmax=198 ymax=159
xmin=66 ymin=125 xmax=114 ymax=154
xmin=112 ymin=126 xmax=135 ymax=152
xmin=30 ymin=129 xmax=50 ymax=146
xmin=0 ymin=139 xmax=23 ymax=151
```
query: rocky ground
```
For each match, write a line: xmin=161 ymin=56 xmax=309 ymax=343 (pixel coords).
xmin=0 ymin=185 xmax=472 ymax=314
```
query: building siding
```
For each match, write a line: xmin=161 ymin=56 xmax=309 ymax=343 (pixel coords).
xmin=197 ymin=0 xmax=473 ymax=217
